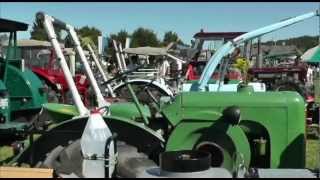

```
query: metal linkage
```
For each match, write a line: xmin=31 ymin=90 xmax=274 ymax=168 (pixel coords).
xmin=67 ymin=25 xmax=110 ymax=109
xmin=36 ymin=12 xmax=88 ymax=116
xmin=87 ymin=43 xmax=116 ymax=97
xmin=112 ymin=40 xmax=125 ymax=73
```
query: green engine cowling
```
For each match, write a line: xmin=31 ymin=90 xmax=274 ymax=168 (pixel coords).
xmin=0 ymin=60 xmax=47 ymax=130
xmin=162 ymin=89 xmax=306 ymax=170
xmin=5 ymin=64 xmax=47 ymax=112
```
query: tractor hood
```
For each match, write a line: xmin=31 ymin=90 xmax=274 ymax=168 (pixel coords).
xmin=42 ymin=102 xmax=151 ymax=123
xmin=162 ymin=91 xmax=305 ymax=127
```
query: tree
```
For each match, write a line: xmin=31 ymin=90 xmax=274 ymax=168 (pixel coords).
xmin=30 ymin=21 xmax=62 ymax=41
xmin=162 ymin=31 xmax=184 ymax=46
xmin=76 ymin=26 xmax=102 ymax=47
xmin=130 ymin=27 xmax=160 ymax=48
xmin=109 ymin=29 xmax=130 ymax=47
xmin=104 ymin=30 xmax=130 ymax=63
xmin=263 ymin=35 xmax=319 ymax=52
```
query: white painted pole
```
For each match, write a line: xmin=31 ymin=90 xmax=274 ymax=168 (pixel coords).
xmin=87 ymin=44 xmax=115 ymax=97
xmin=43 ymin=15 xmax=88 ymax=116
xmin=118 ymin=42 xmax=127 ymax=71
xmin=167 ymin=53 xmax=186 ymax=64
xmin=125 ymin=37 xmax=130 ymax=49
xmin=112 ymin=40 xmax=124 ymax=73
xmin=67 ymin=25 xmax=110 ymax=108
xmin=98 ymin=36 xmax=103 ymax=56
xmin=124 ymin=37 xmax=130 ymax=59
xmin=68 ymin=51 xmax=76 ymax=77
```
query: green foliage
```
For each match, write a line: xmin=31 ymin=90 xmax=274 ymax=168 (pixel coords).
xmin=64 ymin=26 xmax=102 ymax=49
xmin=264 ymin=36 xmax=319 ymax=52
xmin=0 ymin=146 xmax=13 ymax=163
xmin=76 ymin=26 xmax=101 ymax=47
xmin=30 ymin=21 xmax=62 ymax=41
xmin=162 ymin=31 xmax=184 ymax=46
xmin=105 ymin=30 xmax=130 ymax=63
xmin=130 ymin=27 xmax=160 ymax=48
xmin=306 ymin=139 xmax=320 ymax=169
xmin=109 ymin=29 xmax=130 ymax=47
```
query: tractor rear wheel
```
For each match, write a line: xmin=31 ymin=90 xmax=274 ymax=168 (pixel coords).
xmin=39 ymin=140 xmax=156 ymax=178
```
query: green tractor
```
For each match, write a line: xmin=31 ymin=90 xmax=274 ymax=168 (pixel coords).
xmin=0 ymin=18 xmax=47 ymax=140
xmin=8 ymin=11 xmax=320 ymax=178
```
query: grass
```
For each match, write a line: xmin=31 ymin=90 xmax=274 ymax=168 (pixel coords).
xmin=0 ymin=146 xmax=13 ymax=164
xmin=0 ymin=134 xmax=41 ymax=165
xmin=306 ymin=139 xmax=320 ymax=169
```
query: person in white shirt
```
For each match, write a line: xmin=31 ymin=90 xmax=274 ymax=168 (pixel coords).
xmin=159 ymin=57 xmax=170 ymax=78
xmin=307 ymin=65 xmax=313 ymax=86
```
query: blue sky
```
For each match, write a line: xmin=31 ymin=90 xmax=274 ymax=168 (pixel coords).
xmin=0 ymin=2 xmax=319 ymax=45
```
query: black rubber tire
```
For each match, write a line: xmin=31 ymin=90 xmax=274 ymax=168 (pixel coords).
xmin=40 ymin=140 xmax=157 ymax=178
xmin=40 ymin=140 xmax=83 ymax=178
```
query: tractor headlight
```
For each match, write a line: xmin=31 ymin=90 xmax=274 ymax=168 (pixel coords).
xmin=222 ymin=106 xmax=241 ymax=125
xmin=0 ymin=90 xmax=9 ymax=109
xmin=56 ymin=83 xmax=62 ymax=90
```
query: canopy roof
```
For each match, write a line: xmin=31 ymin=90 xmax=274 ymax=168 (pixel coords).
xmin=3 ymin=39 xmax=52 ymax=47
xmin=0 ymin=18 xmax=28 ymax=32
xmin=301 ymin=45 xmax=320 ymax=63
xmin=2 ymin=39 xmax=65 ymax=48
xmin=193 ymin=31 xmax=246 ymax=41
xmin=123 ymin=46 xmax=168 ymax=56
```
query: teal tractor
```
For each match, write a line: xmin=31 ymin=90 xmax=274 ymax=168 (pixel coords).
xmin=9 ymin=11 xmax=319 ymax=178
xmin=0 ymin=18 xmax=47 ymax=140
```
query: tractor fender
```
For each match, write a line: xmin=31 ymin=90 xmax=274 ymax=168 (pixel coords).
xmin=113 ymin=79 xmax=174 ymax=97
xmin=6 ymin=65 xmax=47 ymax=110
xmin=165 ymin=119 xmax=251 ymax=171
xmin=31 ymin=68 xmax=57 ymax=87
xmin=12 ymin=115 xmax=165 ymax=167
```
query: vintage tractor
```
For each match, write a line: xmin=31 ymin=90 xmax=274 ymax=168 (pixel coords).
xmin=184 ymin=31 xmax=246 ymax=81
xmin=7 ymin=11 xmax=320 ymax=178
xmin=0 ymin=18 xmax=47 ymax=143
xmin=111 ymin=40 xmax=177 ymax=99
xmin=177 ymin=31 xmax=266 ymax=93
xmin=84 ymin=38 xmax=176 ymax=108
xmin=13 ymin=41 xmax=91 ymax=105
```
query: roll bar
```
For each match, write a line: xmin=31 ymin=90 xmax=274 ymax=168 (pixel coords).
xmin=197 ymin=10 xmax=320 ymax=91
xmin=37 ymin=12 xmax=110 ymax=109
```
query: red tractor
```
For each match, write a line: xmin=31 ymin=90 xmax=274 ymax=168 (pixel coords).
xmin=247 ymin=54 xmax=316 ymax=133
xmin=180 ymin=31 xmax=317 ymax=135
xmin=16 ymin=40 xmax=90 ymax=105
xmin=185 ymin=60 xmax=242 ymax=81
xmin=182 ymin=31 xmax=246 ymax=82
